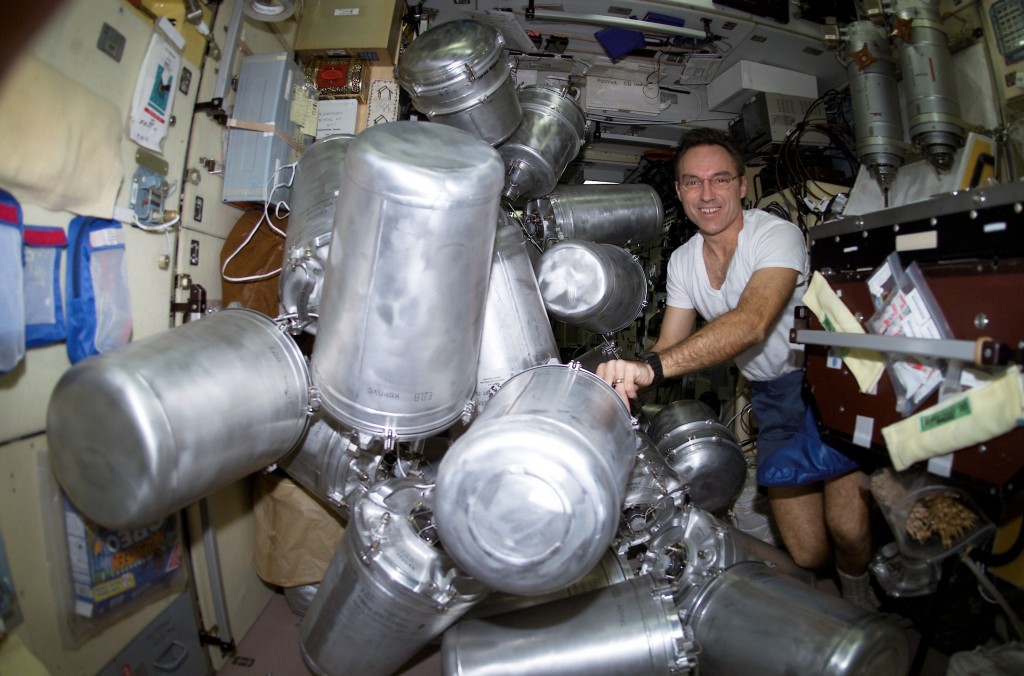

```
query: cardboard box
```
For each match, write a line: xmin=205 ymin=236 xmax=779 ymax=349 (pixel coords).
xmin=296 ymin=0 xmax=405 ymax=66
xmin=707 ymin=60 xmax=818 ymax=113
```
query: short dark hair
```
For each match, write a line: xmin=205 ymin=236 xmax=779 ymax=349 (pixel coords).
xmin=673 ymin=127 xmax=746 ymax=181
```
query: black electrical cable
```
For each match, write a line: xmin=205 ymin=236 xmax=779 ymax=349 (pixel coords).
xmin=970 ymin=518 xmax=1024 ymax=568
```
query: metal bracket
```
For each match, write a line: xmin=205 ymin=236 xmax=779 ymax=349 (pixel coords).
xmin=198 ymin=628 xmax=235 ymax=656
xmin=171 ymin=284 xmax=208 ymax=323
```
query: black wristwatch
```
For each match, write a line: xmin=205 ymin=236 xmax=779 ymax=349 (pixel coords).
xmin=638 ymin=352 xmax=664 ymax=388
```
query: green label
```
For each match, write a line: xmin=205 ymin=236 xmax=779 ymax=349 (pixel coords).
xmin=919 ymin=398 xmax=972 ymax=432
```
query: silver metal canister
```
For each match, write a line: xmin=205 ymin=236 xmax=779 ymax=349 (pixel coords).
xmin=441 ymin=573 xmax=696 ymax=676
xmin=524 ymin=183 xmax=664 ymax=249
xmin=395 ymin=20 xmax=521 ymax=145
xmin=536 ymin=240 xmax=648 ymax=335
xmin=682 ymin=561 xmax=910 ymax=676
xmin=434 ymin=363 xmax=636 ymax=596
xmin=618 ymin=431 xmax=686 ymax=551
xmin=279 ymin=134 xmax=354 ymax=334
xmin=310 ymin=121 xmax=504 ymax=446
xmin=475 ymin=218 xmax=559 ymax=410
xmin=47 ymin=309 xmax=311 ymax=530
xmin=499 ymin=85 xmax=588 ymax=201
xmin=647 ymin=400 xmax=747 ymax=513
xmin=301 ymin=479 xmax=488 ymax=676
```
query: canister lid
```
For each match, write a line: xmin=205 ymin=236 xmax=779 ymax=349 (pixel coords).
xmin=434 ymin=419 xmax=620 ymax=596
xmin=343 ymin=121 xmax=505 ymax=205
xmin=395 ymin=20 xmax=505 ymax=88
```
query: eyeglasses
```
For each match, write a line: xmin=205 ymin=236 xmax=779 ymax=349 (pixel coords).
xmin=678 ymin=174 xmax=740 ymax=192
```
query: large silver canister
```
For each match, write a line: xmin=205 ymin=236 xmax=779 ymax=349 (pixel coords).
xmin=434 ymin=363 xmax=636 ymax=596
xmin=395 ymin=20 xmax=521 ymax=146
xmin=47 ymin=309 xmax=310 ymax=530
xmin=463 ymin=547 xmax=634 ymax=621
xmin=524 ymin=183 xmax=665 ymax=249
xmin=279 ymin=134 xmax=354 ymax=334
xmin=301 ymin=479 xmax=488 ymax=676
xmin=647 ymin=400 xmax=747 ymax=513
xmin=475 ymin=218 xmax=559 ymax=410
xmin=683 ymin=561 xmax=910 ymax=676
xmin=536 ymin=240 xmax=647 ymax=335
xmin=499 ymin=84 xmax=588 ymax=201
xmin=310 ymin=121 xmax=504 ymax=445
xmin=441 ymin=573 xmax=696 ymax=676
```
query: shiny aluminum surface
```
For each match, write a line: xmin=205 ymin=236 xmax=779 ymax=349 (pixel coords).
xmin=279 ymin=134 xmax=354 ymax=334
xmin=310 ymin=121 xmax=504 ymax=444
xmin=647 ymin=400 xmax=747 ymax=513
xmin=618 ymin=431 xmax=686 ymax=551
xmin=395 ymin=20 xmax=521 ymax=145
xmin=47 ymin=309 xmax=310 ymax=530
xmin=475 ymin=218 xmax=559 ymax=410
xmin=524 ymin=183 xmax=664 ymax=249
xmin=637 ymin=504 xmax=750 ymax=588
xmin=301 ymin=479 xmax=487 ymax=676
xmin=441 ymin=573 xmax=695 ymax=676
xmin=499 ymin=85 xmax=588 ymax=200
xmin=463 ymin=547 xmax=634 ymax=621
xmin=683 ymin=562 xmax=910 ymax=676
xmin=434 ymin=363 xmax=636 ymax=596
xmin=537 ymin=240 xmax=648 ymax=335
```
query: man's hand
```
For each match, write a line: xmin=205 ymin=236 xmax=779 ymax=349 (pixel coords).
xmin=596 ymin=359 xmax=654 ymax=406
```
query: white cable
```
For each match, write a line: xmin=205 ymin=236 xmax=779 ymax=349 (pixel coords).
xmin=220 ymin=162 xmax=295 ymax=283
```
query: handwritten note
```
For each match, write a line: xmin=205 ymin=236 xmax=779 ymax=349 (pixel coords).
xmin=317 ymin=99 xmax=358 ymax=138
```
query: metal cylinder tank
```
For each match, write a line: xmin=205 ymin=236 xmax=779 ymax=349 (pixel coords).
xmin=279 ymin=134 xmax=354 ymax=334
xmin=441 ymin=573 xmax=695 ymax=676
xmin=434 ymin=363 xmax=636 ymax=596
xmin=524 ymin=183 xmax=664 ymax=249
xmin=536 ymin=240 xmax=648 ymax=335
xmin=647 ymin=400 xmax=747 ymax=513
xmin=894 ymin=0 xmax=965 ymax=171
xmin=395 ymin=19 xmax=522 ymax=146
xmin=301 ymin=479 xmax=488 ymax=676
xmin=475 ymin=217 xmax=560 ymax=410
xmin=618 ymin=430 xmax=686 ymax=550
xmin=844 ymin=20 xmax=906 ymax=196
xmin=683 ymin=561 xmax=911 ymax=676
xmin=310 ymin=121 xmax=504 ymax=446
xmin=499 ymin=85 xmax=588 ymax=201
xmin=463 ymin=547 xmax=634 ymax=621
xmin=47 ymin=309 xmax=310 ymax=530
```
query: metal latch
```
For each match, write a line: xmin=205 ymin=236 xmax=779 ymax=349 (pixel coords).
xmin=171 ymin=283 xmax=207 ymax=323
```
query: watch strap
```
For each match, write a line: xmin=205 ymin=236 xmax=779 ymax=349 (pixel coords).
xmin=639 ymin=351 xmax=664 ymax=387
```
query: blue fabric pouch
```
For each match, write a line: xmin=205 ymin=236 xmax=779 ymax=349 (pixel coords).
xmin=23 ymin=225 xmax=68 ymax=348
xmin=751 ymin=370 xmax=860 ymax=487
xmin=66 ymin=216 xmax=132 ymax=364
xmin=0 ymin=189 xmax=25 ymax=373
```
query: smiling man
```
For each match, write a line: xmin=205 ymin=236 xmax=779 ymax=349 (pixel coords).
xmin=596 ymin=127 xmax=877 ymax=609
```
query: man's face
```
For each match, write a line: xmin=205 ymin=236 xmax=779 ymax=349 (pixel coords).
xmin=674 ymin=144 xmax=747 ymax=238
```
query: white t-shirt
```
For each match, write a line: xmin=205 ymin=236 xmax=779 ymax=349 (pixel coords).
xmin=665 ymin=209 xmax=808 ymax=383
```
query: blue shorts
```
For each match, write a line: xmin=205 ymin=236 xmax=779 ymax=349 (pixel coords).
xmin=750 ymin=370 xmax=860 ymax=488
